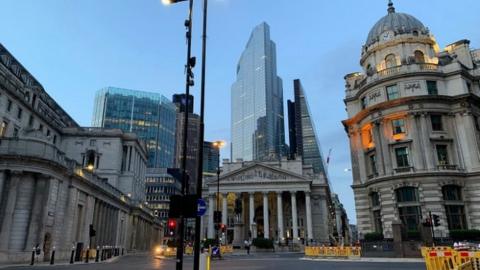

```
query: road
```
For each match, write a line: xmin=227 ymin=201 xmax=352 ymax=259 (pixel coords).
xmin=2 ymin=253 xmax=426 ymax=270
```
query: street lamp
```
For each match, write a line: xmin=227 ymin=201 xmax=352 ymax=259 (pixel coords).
xmin=212 ymin=140 xmax=225 ymax=242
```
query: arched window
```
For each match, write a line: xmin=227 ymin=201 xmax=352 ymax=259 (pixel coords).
xmin=395 ymin=187 xmax=421 ymax=232
xmin=442 ymin=185 xmax=466 ymax=230
xmin=385 ymin=54 xmax=397 ymax=68
xmin=414 ymin=50 xmax=425 ymax=63
xmin=370 ymin=192 xmax=382 ymax=233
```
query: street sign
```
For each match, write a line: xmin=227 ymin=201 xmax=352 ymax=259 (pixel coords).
xmin=197 ymin=199 xmax=207 ymax=217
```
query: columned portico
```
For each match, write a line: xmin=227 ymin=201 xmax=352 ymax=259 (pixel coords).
xmin=222 ymin=193 xmax=228 ymax=226
xmin=291 ymin=192 xmax=299 ymax=243
xmin=305 ymin=192 xmax=313 ymax=242
xmin=263 ymin=192 xmax=269 ymax=239
xmin=276 ymin=192 xmax=284 ymax=243
xmin=208 ymin=194 xmax=215 ymax=239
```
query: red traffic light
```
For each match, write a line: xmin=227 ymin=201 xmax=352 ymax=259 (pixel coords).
xmin=220 ymin=224 xmax=226 ymax=232
xmin=168 ymin=218 xmax=177 ymax=229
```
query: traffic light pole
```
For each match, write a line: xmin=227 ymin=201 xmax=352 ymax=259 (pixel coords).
xmin=193 ymin=0 xmax=208 ymax=269
xmin=429 ymin=211 xmax=436 ymax=247
xmin=177 ymin=0 xmax=194 ymax=269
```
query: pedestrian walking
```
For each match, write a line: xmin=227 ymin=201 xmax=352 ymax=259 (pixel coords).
xmin=244 ymin=240 xmax=250 ymax=255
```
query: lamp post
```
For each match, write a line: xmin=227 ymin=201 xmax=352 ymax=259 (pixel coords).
xmin=162 ymin=1 xmax=194 ymax=270
xmin=212 ymin=140 xmax=225 ymax=242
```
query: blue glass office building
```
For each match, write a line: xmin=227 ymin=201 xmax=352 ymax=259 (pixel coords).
xmin=92 ymin=87 xmax=177 ymax=168
xmin=231 ymin=22 xmax=285 ymax=161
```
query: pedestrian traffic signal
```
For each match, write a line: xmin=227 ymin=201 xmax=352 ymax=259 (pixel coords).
xmin=220 ymin=224 xmax=226 ymax=233
xmin=89 ymin=224 xmax=96 ymax=237
xmin=168 ymin=218 xmax=177 ymax=236
xmin=433 ymin=214 xmax=440 ymax=227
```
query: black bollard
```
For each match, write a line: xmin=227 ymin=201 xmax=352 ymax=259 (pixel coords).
xmin=121 ymin=248 xmax=124 ymax=256
xmin=50 ymin=247 xmax=55 ymax=265
xmin=85 ymin=248 xmax=89 ymax=263
xmin=95 ymin=246 xmax=100 ymax=262
xmin=70 ymin=247 xmax=75 ymax=264
xmin=101 ymin=247 xmax=105 ymax=261
xmin=30 ymin=247 xmax=35 ymax=266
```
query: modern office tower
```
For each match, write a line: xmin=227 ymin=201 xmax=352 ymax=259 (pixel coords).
xmin=288 ymin=79 xmax=326 ymax=174
xmin=145 ymin=168 xmax=182 ymax=220
xmin=92 ymin=87 xmax=177 ymax=168
xmin=172 ymin=93 xmax=194 ymax=114
xmin=174 ymin=111 xmax=200 ymax=193
xmin=231 ymin=22 xmax=285 ymax=162
xmin=203 ymin=141 xmax=220 ymax=175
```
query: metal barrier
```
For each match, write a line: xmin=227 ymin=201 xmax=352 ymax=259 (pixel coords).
xmin=422 ymin=247 xmax=480 ymax=270
xmin=220 ymin=245 xmax=233 ymax=254
xmin=304 ymin=247 xmax=361 ymax=258
xmin=164 ymin=248 xmax=177 ymax=257
xmin=185 ymin=246 xmax=194 ymax=255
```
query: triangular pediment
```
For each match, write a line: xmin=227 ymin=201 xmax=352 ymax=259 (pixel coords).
xmin=207 ymin=162 xmax=310 ymax=185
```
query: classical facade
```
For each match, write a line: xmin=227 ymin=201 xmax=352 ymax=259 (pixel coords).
xmin=343 ymin=2 xmax=480 ymax=239
xmin=0 ymin=43 xmax=162 ymax=263
xmin=201 ymin=158 xmax=332 ymax=245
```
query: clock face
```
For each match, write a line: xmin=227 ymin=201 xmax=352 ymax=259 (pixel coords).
xmin=382 ymin=31 xmax=394 ymax=41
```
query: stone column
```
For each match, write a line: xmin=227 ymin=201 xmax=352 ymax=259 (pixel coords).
xmin=207 ymin=194 xmax=215 ymax=239
xmin=0 ymin=171 xmax=5 ymax=209
xmin=263 ymin=192 xmax=269 ymax=239
xmin=305 ymin=192 xmax=313 ymax=242
xmin=249 ymin=192 xmax=256 ymax=238
xmin=276 ymin=192 xmax=284 ymax=243
xmin=222 ymin=193 xmax=228 ymax=226
xmin=291 ymin=192 xmax=299 ymax=243
xmin=0 ymin=172 xmax=21 ymax=251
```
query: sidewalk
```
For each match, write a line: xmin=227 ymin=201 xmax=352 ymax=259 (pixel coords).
xmin=0 ymin=255 xmax=121 ymax=269
xmin=301 ymin=257 xmax=424 ymax=263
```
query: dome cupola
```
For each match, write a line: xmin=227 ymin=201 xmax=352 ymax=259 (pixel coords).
xmin=365 ymin=1 xmax=428 ymax=47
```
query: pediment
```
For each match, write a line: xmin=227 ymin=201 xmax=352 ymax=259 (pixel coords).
xmin=207 ymin=162 xmax=310 ymax=185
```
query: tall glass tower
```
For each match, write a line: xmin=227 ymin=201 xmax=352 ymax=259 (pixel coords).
xmin=92 ymin=87 xmax=177 ymax=168
xmin=288 ymin=79 xmax=326 ymax=175
xmin=231 ymin=22 xmax=285 ymax=161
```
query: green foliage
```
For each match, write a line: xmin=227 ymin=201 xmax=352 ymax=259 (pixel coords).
xmin=252 ymin=238 xmax=274 ymax=249
xmin=203 ymin=238 xmax=219 ymax=248
xmin=450 ymin=230 xmax=480 ymax=241
xmin=364 ymin=232 xmax=384 ymax=242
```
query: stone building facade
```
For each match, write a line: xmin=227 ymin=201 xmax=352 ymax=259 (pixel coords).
xmin=343 ymin=2 xmax=480 ymax=239
xmin=201 ymin=158 xmax=333 ymax=245
xmin=0 ymin=43 xmax=162 ymax=263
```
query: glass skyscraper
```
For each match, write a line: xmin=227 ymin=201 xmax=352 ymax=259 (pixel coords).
xmin=288 ymin=79 xmax=326 ymax=175
xmin=92 ymin=87 xmax=177 ymax=168
xmin=231 ymin=22 xmax=285 ymax=161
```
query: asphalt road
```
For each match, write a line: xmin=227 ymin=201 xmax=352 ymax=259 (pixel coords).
xmin=1 ymin=253 xmax=427 ymax=270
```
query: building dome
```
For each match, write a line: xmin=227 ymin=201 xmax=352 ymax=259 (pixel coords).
xmin=365 ymin=1 xmax=428 ymax=47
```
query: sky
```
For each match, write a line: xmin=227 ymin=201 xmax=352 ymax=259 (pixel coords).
xmin=1 ymin=0 xmax=479 ymax=223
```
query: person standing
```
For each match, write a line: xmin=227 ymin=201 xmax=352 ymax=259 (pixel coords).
xmin=244 ymin=240 xmax=250 ymax=255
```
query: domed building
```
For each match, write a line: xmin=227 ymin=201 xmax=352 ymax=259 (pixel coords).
xmin=343 ymin=1 xmax=480 ymax=240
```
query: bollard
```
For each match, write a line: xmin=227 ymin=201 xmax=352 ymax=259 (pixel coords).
xmin=85 ymin=247 xmax=90 ymax=263
xmin=101 ymin=246 xmax=105 ymax=261
xmin=50 ymin=246 xmax=56 ymax=265
xmin=70 ymin=246 xmax=75 ymax=264
xmin=30 ymin=247 xmax=35 ymax=266
xmin=122 ymin=248 xmax=124 ymax=256
xmin=95 ymin=246 xmax=100 ymax=262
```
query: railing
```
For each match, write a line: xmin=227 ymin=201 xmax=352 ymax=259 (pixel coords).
xmin=437 ymin=164 xmax=458 ymax=171
xmin=394 ymin=167 xmax=415 ymax=174
xmin=305 ymin=246 xmax=361 ymax=258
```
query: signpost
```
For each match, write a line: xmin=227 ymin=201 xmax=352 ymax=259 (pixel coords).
xmin=197 ymin=199 xmax=207 ymax=217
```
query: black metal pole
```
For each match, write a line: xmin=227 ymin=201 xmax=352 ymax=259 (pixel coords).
xmin=216 ymin=154 xmax=220 ymax=242
xmin=193 ymin=0 xmax=208 ymax=269
xmin=50 ymin=247 xmax=55 ymax=265
xmin=95 ymin=246 xmax=100 ymax=262
xmin=176 ymin=0 xmax=194 ymax=269
xmin=70 ymin=247 xmax=75 ymax=264
xmin=30 ymin=247 xmax=35 ymax=266
xmin=429 ymin=211 xmax=436 ymax=247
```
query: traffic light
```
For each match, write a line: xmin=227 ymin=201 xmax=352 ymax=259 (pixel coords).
xmin=433 ymin=214 xmax=440 ymax=227
xmin=168 ymin=218 xmax=177 ymax=236
xmin=214 ymin=211 xmax=222 ymax=224
xmin=89 ymin=224 xmax=96 ymax=238
xmin=220 ymin=224 xmax=226 ymax=233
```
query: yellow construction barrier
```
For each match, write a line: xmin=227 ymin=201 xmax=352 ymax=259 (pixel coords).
xmin=422 ymin=247 xmax=480 ymax=270
xmin=220 ymin=245 xmax=233 ymax=254
xmin=185 ymin=246 xmax=194 ymax=255
xmin=164 ymin=247 xmax=177 ymax=257
xmin=304 ymin=246 xmax=361 ymax=258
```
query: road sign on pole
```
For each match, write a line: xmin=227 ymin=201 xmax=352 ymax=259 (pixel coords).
xmin=197 ymin=199 xmax=207 ymax=217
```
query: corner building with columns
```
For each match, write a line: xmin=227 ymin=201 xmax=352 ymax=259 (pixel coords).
xmin=201 ymin=158 xmax=332 ymax=245
xmin=343 ymin=2 xmax=480 ymax=239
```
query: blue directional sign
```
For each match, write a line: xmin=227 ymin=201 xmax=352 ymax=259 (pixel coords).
xmin=197 ymin=199 xmax=207 ymax=217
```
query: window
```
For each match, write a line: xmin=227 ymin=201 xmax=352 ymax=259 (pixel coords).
xmin=442 ymin=185 xmax=462 ymax=201
xmin=53 ymin=135 xmax=57 ymax=144
xmin=13 ymin=127 xmax=19 ymax=137
xmin=385 ymin=54 xmax=397 ymax=68
xmin=369 ymin=154 xmax=378 ymax=175
xmin=427 ymin=81 xmax=438 ymax=95
xmin=373 ymin=210 xmax=383 ymax=234
xmin=392 ymin=119 xmax=406 ymax=135
xmin=6 ymin=99 xmax=12 ymax=112
xmin=395 ymin=147 xmax=410 ymax=168
xmin=445 ymin=205 xmax=467 ymax=230
xmin=414 ymin=50 xmax=425 ymax=63
xmin=361 ymin=97 xmax=367 ymax=109
xmin=396 ymin=187 xmax=421 ymax=231
xmin=28 ymin=115 xmax=34 ymax=127
xmin=0 ymin=121 xmax=7 ymax=137
xmin=17 ymin=108 xmax=22 ymax=119
xmin=39 ymin=124 xmax=43 ymax=132
xmin=436 ymin=145 xmax=449 ymax=165
xmin=370 ymin=192 xmax=380 ymax=207
xmin=396 ymin=187 xmax=418 ymax=202
xmin=46 ymin=129 xmax=50 ymax=137
xmin=386 ymin=85 xmax=399 ymax=100
xmin=474 ymin=116 xmax=480 ymax=131
xmin=431 ymin=115 xmax=443 ymax=131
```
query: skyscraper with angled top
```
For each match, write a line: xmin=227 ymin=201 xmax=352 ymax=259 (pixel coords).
xmin=231 ymin=22 xmax=285 ymax=162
